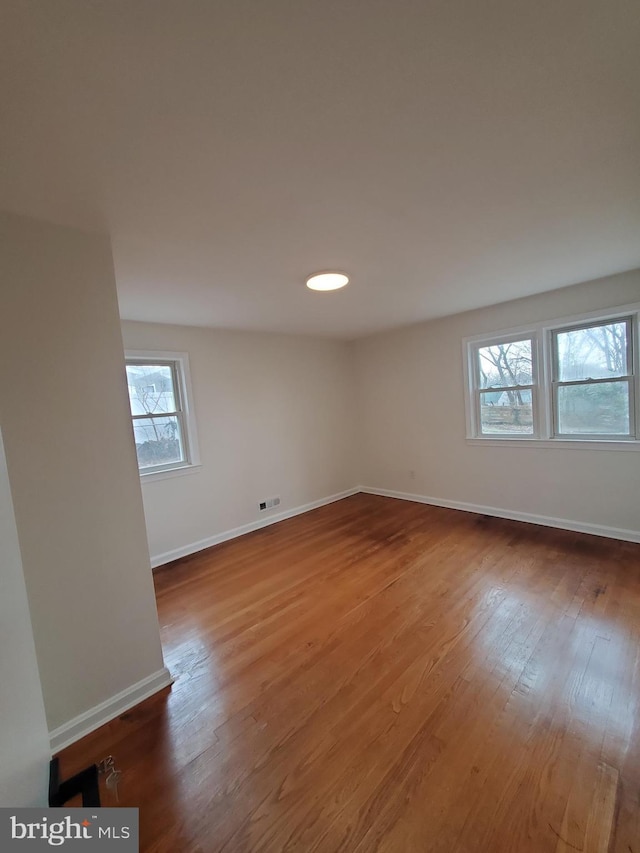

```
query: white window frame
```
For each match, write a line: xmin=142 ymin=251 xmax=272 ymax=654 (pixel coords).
xmin=463 ymin=303 xmax=640 ymax=450
xmin=550 ymin=316 xmax=635 ymax=441
xmin=468 ymin=332 xmax=540 ymax=440
xmin=125 ymin=350 xmax=201 ymax=481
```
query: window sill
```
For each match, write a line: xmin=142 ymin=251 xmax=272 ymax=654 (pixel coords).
xmin=466 ymin=438 xmax=640 ymax=451
xmin=140 ymin=464 xmax=202 ymax=483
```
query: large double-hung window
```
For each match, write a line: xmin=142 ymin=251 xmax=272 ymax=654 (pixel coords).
xmin=552 ymin=318 xmax=634 ymax=438
xmin=464 ymin=306 xmax=639 ymax=446
xmin=474 ymin=336 xmax=536 ymax=436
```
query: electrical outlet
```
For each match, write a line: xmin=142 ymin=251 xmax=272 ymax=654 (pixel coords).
xmin=409 ymin=470 xmax=416 ymax=480
xmin=259 ymin=496 xmax=281 ymax=512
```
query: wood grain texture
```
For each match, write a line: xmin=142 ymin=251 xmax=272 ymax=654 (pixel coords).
xmin=57 ymin=494 xmax=640 ymax=852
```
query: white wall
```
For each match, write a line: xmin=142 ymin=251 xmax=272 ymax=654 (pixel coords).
xmin=354 ymin=269 xmax=640 ymax=538
xmin=0 ymin=429 xmax=50 ymax=807
xmin=121 ymin=322 xmax=357 ymax=565
xmin=0 ymin=213 xmax=167 ymax=736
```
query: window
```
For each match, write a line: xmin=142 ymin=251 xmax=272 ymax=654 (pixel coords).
xmin=552 ymin=318 xmax=633 ymax=438
xmin=125 ymin=351 xmax=200 ymax=477
xmin=464 ymin=306 xmax=639 ymax=447
xmin=473 ymin=336 xmax=536 ymax=436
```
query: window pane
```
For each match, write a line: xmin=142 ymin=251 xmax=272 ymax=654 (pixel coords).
xmin=477 ymin=339 xmax=533 ymax=389
xmin=557 ymin=382 xmax=630 ymax=436
xmin=126 ymin=364 xmax=177 ymax=416
xmin=132 ymin=416 xmax=186 ymax=469
xmin=555 ymin=321 xmax=628 ymax=381
xmin=480 ymin=388 xmax=533 ymax=435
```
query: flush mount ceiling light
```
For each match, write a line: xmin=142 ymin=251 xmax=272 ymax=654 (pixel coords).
xmin=305 ymin=271 xmax=350 ymax=292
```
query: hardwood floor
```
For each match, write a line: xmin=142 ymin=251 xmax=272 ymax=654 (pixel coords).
xmin=58 ymin=494 xmax=640 ymax=852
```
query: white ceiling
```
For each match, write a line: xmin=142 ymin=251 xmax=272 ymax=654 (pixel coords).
xmin=1 ymin=1 xmax=639 ymax=339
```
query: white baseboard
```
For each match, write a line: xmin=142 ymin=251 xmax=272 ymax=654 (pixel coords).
xmin=150 ymin=487 xmax=361 ymax=568
xmin=49 ymin=667 xmax=174 ymax=754
xmin=360 ymin=486 xmax=640 ymax=544
xmin=151 ymin=485 xmax=640 ymax=567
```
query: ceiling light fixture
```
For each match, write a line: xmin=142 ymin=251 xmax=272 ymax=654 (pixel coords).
xmin=305 ymin=271 xmax=350 ymax=292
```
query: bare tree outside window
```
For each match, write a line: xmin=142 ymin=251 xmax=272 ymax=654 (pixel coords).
xmin=554 ymin=320 xmax=631 ymax=436
xmin=476 ymin=339 xmax=534 ymax=434
xmin=466 ymin=311 xmax=638 ymax=443
xmin=126 ymin=363 xmax=186 ymax=469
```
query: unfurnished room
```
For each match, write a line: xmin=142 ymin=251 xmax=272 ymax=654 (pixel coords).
xmin=1 ymin=2 xmax=640 ymax=851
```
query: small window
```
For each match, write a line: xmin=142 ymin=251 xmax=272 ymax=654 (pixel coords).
xmin=125 ymin=351 xmax=199 ymax=476
xmin=552 ymin=318 xmax=634 ymax=438
xmin=471 ymin=336 xmax=537 ymax=437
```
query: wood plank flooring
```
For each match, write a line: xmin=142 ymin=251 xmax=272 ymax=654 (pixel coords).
xmin=58 ymin=494 xmax=640 ymax=852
